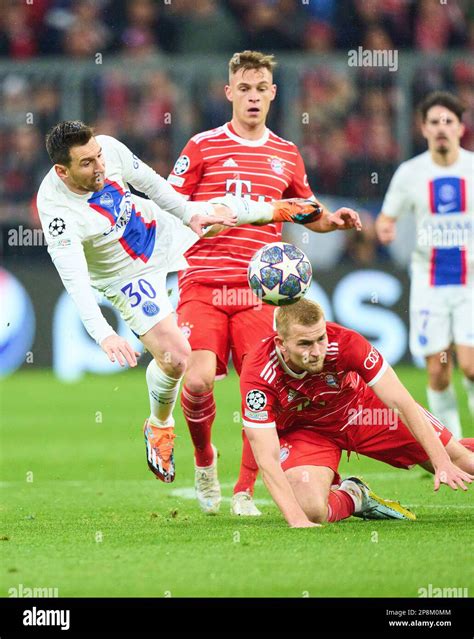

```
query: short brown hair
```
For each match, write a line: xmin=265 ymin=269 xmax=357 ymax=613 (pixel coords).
xmin=45 ymin=120 xmax=94 ymax=166
xmin=228 ymin=50 xmax=277 ymax=77
xmin=275 ymin=299 xmax=325 ymax=338
xmin=419 ymin=91 xmax=465 ymax=123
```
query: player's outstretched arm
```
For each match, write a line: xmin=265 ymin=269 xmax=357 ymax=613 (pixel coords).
xmin=372 ymin=366 xmax=474 ymax=491
xmin=106 ymin=135 xmax=236 ymax=236
xmin=50 ymin=244 xmax=139 ymax=366
xmin=244 ymin=426 xmax=321 ymax=528
xmin=208 ymin=195 xmax=361 ymax=233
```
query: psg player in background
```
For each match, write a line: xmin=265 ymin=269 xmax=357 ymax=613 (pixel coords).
xmin=168 ymin=50 xmax=362 ymax=515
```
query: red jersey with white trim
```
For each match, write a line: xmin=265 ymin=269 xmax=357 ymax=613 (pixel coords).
xmin=168 ymin=122 xmax=313 ymax=289
xmin=240 ymin=322 xmax=388 ymax=433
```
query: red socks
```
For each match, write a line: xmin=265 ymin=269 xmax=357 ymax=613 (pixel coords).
xmin=233 ymin=430 xmax=259 ymax=496
xmin=327 ymin=489 xmax=355 ymax=523
xmin=181 ymin=387 xmax=216 ymax=467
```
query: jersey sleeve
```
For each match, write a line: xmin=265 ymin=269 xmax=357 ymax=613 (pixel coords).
xmin=240 ymin=359 xmax=278 ymax=429
xmin=381 ymin=162 xmax=412 ymax=219
xmin=167 ymin=139 xmax=204 ymax=199
xmin=283 ymin=147 xmax=314 ymax=200
xmin=100 ymin=135 xmax=208 ymax=225
xmin=340 ymin=330 xmax=388 ymax=387
xmin=38 ymin=199 xmax=115 ymax=345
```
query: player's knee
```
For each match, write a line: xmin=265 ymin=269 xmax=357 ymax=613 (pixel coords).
xmin=306 ymin=499 xmax=329 ymax=524
xmin=158 ymin=343 xmax=191 ymax=377
xmin=183 ymin=373 xmax=214 ymax=395
xmin=427 ymin=361 xmax=450 ymax=389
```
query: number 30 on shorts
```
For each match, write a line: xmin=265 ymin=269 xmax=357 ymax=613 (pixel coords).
xmin=120 ymin=278 xmax=156 ymax=308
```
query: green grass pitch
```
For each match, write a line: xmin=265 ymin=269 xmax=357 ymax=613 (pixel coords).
xmin=1 ymin=366 xmax=473 ymax=598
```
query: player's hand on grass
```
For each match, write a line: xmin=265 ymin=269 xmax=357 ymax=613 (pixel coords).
xmin=434 ymin=461 xmax=474 ymax=491
xmin=375 ymin=214 xmax=396 ymax=244
xmin=101 ymin=334 xmax=140 ymax=368
xmin=189 ymin=205 xmax=237 ymax=238
xmin=328 ymin=207 xmax=362 ymax=231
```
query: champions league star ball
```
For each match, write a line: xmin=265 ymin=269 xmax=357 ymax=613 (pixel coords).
xmin=247 ymin=242 xmax=312 ymax=306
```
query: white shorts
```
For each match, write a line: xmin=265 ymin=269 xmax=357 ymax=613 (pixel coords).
xmin=103 ymin=269 xmax=174 ymax=337
xmin=98 ymin=197 xmax=199 ymax=337
xmin=409 ymin=275 xmax=474 ymax=358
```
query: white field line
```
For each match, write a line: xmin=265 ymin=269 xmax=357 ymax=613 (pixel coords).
xmin=2 ymin=479 xmax=474 ymax=509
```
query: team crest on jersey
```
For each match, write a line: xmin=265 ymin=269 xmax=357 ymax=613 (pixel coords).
xmin=173 ymin=155 xmax=190 ymax=176
xmin=268 ymin=157 xmax=285 ymax=175
xmin=142 ymin=301 xmax=160 ymax=317
xmin=287 ymin=388 xmax=299 ymax=402
xmin=99 ymin=192 xmax=114 ymax=208
xmin=246 ymin=390 xmax=267 ymax=411
xmin=279 ymin=446 xmax=290 ymax=462
xmin=325 ymin=374 xmax=339 ymax=388
xmin=48 ymin=217 xmax=66 ymax=237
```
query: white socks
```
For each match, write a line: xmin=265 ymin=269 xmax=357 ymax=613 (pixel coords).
xmin=146 ymin=359 xmax=181 ymax=428
xmin=426 ymin=384 xmax=462 ymax=439
xmin=462 ymin=377 xmax=474 ymax=416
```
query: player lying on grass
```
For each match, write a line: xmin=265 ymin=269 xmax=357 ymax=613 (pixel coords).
xmin=37 ymin=121 xmax=325 ymax=483
xmin=240 ymin=299 xmax=474 ymax=528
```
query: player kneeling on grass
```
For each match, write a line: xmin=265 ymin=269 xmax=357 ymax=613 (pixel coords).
xmin=239 ymin=299 xmax=474 ymax=528
xmin=37 ymin=121 xmax=321 ymax=484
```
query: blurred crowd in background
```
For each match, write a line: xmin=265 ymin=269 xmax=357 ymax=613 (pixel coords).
xmin=1 ymin=0 xmax=474 ymax=266
xmin=2 ymin=0 xmax=473 ymax=58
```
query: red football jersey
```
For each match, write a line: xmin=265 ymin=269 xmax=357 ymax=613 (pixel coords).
xmin=167 ymin=122 xmax=314 ymax=289
xmin=240 ymin=322 xmax=388 ymax=433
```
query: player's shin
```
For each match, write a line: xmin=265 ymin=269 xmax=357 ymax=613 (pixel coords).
xmin=326 ymin=488 xmax=356 ymax=523
xmin=233 ymin=430 xmax=259 ymax=496
xmin=146 ymin=359 xmax=182 ymax=427
xmin=180 ymin=386 xmax=216 ymax=466
xmin=462 ymin=378 xmax=474 ymax=415
xmin=426 ymin=385 xmax=462 ymax=439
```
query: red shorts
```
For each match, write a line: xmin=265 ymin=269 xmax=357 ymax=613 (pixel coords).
xmin=177 ymin=283 xmax=275 ymax=376
xmin=278 ymin=400 xmax=452 ymax=478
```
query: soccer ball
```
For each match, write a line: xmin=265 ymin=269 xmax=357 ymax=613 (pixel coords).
xmin=247 ymin=242 xmax=312 ymax=306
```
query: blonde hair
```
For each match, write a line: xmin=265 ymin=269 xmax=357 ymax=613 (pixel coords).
xmin=228 ymin=50 xmax=277 ymax=78
xmin=275 ymin=299 xmax=325 ymax=338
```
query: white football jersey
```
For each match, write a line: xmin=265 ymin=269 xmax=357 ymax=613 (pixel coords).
xmin=382 ymin=148 xmax=473 ymax=286
xmin=37 ymin=135 xmax=199 ymax=343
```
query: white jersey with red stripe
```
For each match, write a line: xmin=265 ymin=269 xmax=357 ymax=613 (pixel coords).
xmin=382 ymin=148 xmax=473 ymax=287
xmin=37 ymin=134 xmax=198 ymax=343
xmin=167 ymin=122 xmax=313 ymax=289
xmin=240 ymin=322 xmax=388 ymax=433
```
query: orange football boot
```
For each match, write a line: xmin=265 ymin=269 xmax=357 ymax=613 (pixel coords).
xmin=271 ymin=198 xmax=322 ymax=224
xmin=143 ymin=419 xmax=176 ymax=483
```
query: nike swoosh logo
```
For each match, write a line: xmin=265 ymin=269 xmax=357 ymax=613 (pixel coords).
xmin=437 ymin=202 xmax=457 ymax=213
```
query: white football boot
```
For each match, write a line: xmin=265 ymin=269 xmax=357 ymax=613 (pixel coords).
xmin=231 ymin=491 xmax=262 ymax=516
xmin=194 ymin=444 xmax=221 ymax=515
xmin=340 ymin=476 xmax=416 ymax=521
